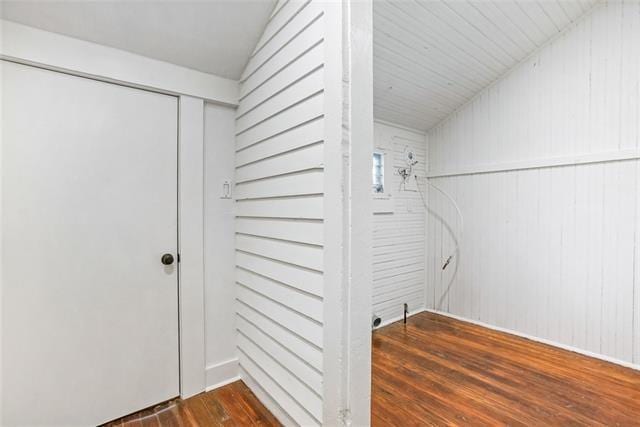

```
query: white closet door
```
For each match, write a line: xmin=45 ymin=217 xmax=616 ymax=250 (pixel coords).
xmin=2 ymin=61 xmax=179 ymax=426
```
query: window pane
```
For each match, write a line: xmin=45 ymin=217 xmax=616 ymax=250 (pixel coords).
xmin=373 ymin=153 xmax=384 ymax=193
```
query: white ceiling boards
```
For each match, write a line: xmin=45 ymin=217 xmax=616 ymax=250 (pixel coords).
xmin=373 ymin=0 xmax=600 ymax=131
xmin=0 ymin=0 xmax=275 ymax=80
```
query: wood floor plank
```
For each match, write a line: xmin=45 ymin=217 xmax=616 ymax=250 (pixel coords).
xmin=409 ymin=315 xmax=640 ymax=408
xmin=182 ymin=396 xmax=222 ymax=427
xmin=139 ymin=414 xmax=160 ymax=427
xmin=105 ymin=311 xmax=640 ymax=426
xmin=200 ymin=391 xmax=233 ymax=426
xmin=229 ymin=381 xmax=282 ymax=426
xmin=372 ymin=312 xmax=640 ymax=426
xmin=173 ymin=402 xmax=198 ymax=427
xmin=103 ymin=380 xmax=281 ymax=427
xmin=376 ymin=330 xmax=611 ymax=423
xmin=154 ymin=406 xmax=181 ymax=427
xmin=211 ymin=385 xmax=255 ymax=426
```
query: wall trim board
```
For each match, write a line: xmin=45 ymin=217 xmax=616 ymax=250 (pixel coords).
xmin=0 ymin=19 xmax=239 ymax=106
xmin=205 ymin=358 xmax=240 ymax=391
xmin=423 ymin=126 xmax=430 ymax=315
xmin=427 ymin=149 xmax=640 ymax=179
xmin=374 ymin=119 xmax=426 ymax=137
xmin=0 ymin=38 xmax=4 ymax=422
xmin=178 ymin=96 xmax=207 ymax=398
xmin=426 ymin=309 xmax=640 ymax=373
xmin=636 ymin=160 xmax=640 ymax=364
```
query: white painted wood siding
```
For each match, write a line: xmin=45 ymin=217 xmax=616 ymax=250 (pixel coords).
xmin=373 ymin=0 xmax=599 ymax=131
xmin=426 ymin=0 xmax=640 ymax=365
xmin=234 ymin=1 xmax=326 ymax=425
xmin=372 ymin=122 xmax=427 ymax=324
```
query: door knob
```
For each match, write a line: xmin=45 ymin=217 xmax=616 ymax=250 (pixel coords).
xmin=161 ymin=253 xmax=174 ymax=265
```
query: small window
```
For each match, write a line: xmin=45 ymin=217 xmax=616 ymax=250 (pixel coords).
xmin=372 ymin=152 xmax=384 ymax=194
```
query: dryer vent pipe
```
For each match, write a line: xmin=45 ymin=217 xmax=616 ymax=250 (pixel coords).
xmin=372 ymin=314 xmax=382 ymax=329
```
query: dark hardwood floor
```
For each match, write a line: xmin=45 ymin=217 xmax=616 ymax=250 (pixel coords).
xmin=104 ymin=380 xmax=281 ymax=427
xmin=372 ymin=311 xmax=640 ymax=426
xmin=106 ymin=311 xmax=640 ymax=426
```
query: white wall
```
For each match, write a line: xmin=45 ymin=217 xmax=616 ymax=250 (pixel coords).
xmin=233 ymin=1 xmax=328 ymax=425
xmin=372 ymin=121 xmax=427 ymax=325
xmin=426 ymin=0 xmax=640 ymax=365
xmin=204 ymin=103 xmax=238 ymax=389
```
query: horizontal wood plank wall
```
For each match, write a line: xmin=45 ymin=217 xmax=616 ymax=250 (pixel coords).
xmin=234 ymin=1 xmax=326 ymax=425
xmin=426 ymin=0 xmax=640 ymax=365
xmin=372 ymin=122 xmax=427 ymax=323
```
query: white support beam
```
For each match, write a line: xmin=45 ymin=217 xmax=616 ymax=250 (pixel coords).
xmin=0 ymin=20 xmax=239 ymax=106
xmin=322 ymin=0 xmax=374 ymax=425
xmin=321 ymin=1 xmax=346 ymax=424
xmin=343 ymin=1 xmax=374 ymax=425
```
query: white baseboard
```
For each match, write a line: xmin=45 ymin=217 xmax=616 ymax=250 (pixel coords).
xmin=426 ymin=309 xmax=640 ymax=372
xmin=374 ymin=307 xmax=427 ymax=329
xmin=205 ymin=358 xmax=240 ymax=391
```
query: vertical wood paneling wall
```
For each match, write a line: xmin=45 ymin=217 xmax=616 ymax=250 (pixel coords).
xmin=426 ymin=0 xmax=640 ymax=365
xmin=233 ymin=1 xmax=327 ymax=425
xmin=372 ymin=122 xmax=427 ymax=324
xmin=372 ymin=0 xmax=599 ymax=131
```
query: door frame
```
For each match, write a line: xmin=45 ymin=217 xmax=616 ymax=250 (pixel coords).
xmin=0 ymin=22 xmax=226 ymax=399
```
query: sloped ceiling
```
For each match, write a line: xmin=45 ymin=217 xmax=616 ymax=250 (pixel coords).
xmin=0 ymin=0 xmax=276 ymax=80
xmin=373 ymin=0 xmax=601 ymax=131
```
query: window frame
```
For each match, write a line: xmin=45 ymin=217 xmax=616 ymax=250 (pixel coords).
xmin=371 ymin=148 xmax=393 ymax=213
xmin=372 ymin=151 xmax=385 ymax=195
